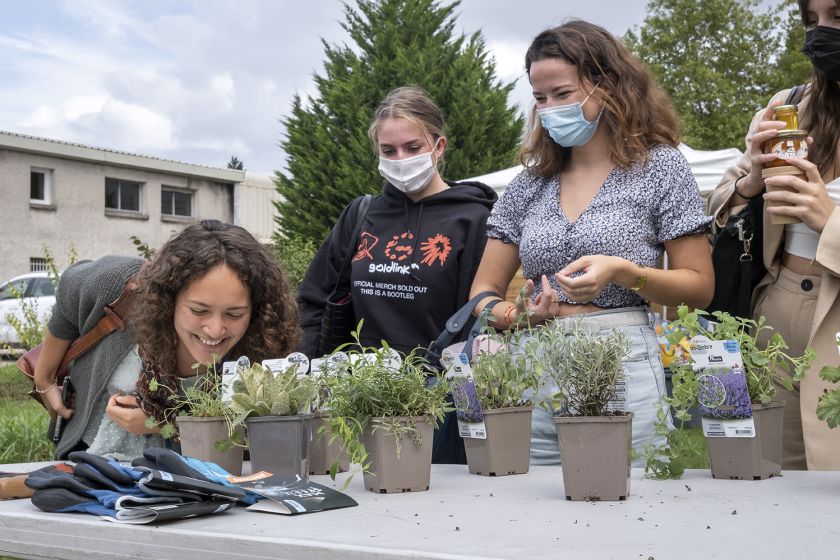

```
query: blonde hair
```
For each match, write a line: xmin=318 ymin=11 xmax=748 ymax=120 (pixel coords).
xmin=367 ymin=86 xmax=446 ymax=153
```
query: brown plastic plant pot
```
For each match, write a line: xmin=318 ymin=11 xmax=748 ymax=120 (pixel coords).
xmin=554 ymin=413 xmax=632 ymax=501
xmin=705 ymin=401 xmax=784 ymax=480
xmin=359 ymin=416 xmax=433 ymax=494
xmin=245 ymin=414 xmax=311 ymax=478
xmin=176 ymin=416 xmax=244 ymax=476
xmin=309 ymin=413 xmax=349 ymax=476
xmin=463 ymin=406 xmax=532 ymax=476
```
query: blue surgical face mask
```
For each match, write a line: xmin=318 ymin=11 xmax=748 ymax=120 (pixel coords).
xmin=537 ymin=86 xmax=603 ymax=147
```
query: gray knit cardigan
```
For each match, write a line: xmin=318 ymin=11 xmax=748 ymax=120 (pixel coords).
xmin=48 ymin=255 xmax=144 ymax=459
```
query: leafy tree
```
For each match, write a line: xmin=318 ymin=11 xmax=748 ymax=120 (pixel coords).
xmin=626 ymin=0 xmax=781 ymax=150
xmin=227 ymin=156 xmax=245 ymax=170
xmin=274 ymin=0 xmax=523 ymax=242
xmin=767 ymin=0 xmax=812 ymax=94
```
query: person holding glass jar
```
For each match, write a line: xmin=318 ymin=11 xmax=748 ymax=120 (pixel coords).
xmin=707 ymin=0 xmax=840 ymax=470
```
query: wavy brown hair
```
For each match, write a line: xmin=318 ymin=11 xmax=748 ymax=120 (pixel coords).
xmin=133 ymin=220 xmax=300 ymax=424
xmin=520 ymin=20 xmax=679 ymax=178
xmin=798 ymin=0 xmax=840 ymax=175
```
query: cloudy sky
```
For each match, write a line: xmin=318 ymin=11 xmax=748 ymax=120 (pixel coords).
xmin=0 ymin=0 xmax=649 ymax=175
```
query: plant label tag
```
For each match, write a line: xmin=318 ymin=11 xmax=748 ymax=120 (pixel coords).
xmin=688 ymin=336 xmax=744 ymax=371
xmin=310 ymin=352 xmax=349 ymax=377
xmin=221 ymin=359 xmax=241 ymax=403
xmin=285 ymin=352 xmax=310 ymax=375
xmin=349 ymin=349 xmax=402 ymax=370
xmin=262 ymin=358 xmax=290 ymax=375
xmin=442 ymin=349 xmax=486 ymax=439
xmin=604 ymin=380 xmax=627 ymax=414
xmin=702 ymin=416 xmax=755 ymax=438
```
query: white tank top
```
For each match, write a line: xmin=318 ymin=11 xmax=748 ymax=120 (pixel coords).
xmin=784 ymin=177 xmax=840 ymax=259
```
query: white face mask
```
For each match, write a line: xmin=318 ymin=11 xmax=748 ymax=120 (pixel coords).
xmin=378 ymin=139 xmax=440 ymax=194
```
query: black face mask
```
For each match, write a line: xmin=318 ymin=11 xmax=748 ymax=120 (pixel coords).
xmin=802 ymin=25 xmax=840 ymax=82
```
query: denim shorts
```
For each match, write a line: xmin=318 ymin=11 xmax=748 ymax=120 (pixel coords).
xmin=526 ymin=306 xmax=670 ymax=467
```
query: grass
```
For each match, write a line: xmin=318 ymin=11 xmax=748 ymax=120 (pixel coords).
xmin=0 ymin=363 xmax=53 ymax=464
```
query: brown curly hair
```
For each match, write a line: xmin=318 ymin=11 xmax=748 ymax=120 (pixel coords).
xmin=133 ymin=220 xmax=300 ymax=424
xmin=520 ymin=20 xmax=679 ymax=178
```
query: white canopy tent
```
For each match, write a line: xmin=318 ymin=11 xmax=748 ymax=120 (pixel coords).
xmin=466 ymin=143 xmax=743 ymax=197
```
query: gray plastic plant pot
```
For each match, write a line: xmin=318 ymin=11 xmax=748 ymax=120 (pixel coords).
xmin=309 ymin=413 xmax=349 ymax=476
xmin=463 ymin=406 xmax=532 ymax=476
xmin=705 ymin=401 xmax=784 ymax=480
xmin=554 ymin=413 xmax=633 ymax=501
xmin=359 ymin=416 xmax=433 ymax=493
xmin=245 ymin=414 xmax=311 ymax=478
xmin=176 ymin=416 xmax=243 ymax=476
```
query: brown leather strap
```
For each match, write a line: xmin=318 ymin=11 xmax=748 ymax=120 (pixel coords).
xmin=54 ymin=280 xmax=137 ymax=384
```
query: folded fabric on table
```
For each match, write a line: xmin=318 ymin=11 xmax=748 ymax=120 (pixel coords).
xmin=25 ymin=449 xmax=242 ymax=523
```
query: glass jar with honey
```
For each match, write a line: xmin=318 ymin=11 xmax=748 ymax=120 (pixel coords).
xmin=762 ymin=104 xmax=808 ymax=168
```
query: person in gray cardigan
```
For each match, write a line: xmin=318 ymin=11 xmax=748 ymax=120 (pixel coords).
xmin=34 ymin=221 xmax=300 ymax=459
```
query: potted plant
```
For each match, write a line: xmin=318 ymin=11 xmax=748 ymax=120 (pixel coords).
xmin=539 ymin=322 xmax=632 ymax=501
xmin=230 ymin=361 xmax=316 ymax=478
xmin=325 ymin=333 xmax=450 ymax=493
xmin=665 ymin=306 xmax=815 ymax=480
xmin=459 ymin=317 xmax=542 ymax=477
xmin=813 ymin=360 xmax=840 ymax=429
xmin=308 ymin=356 xmax=350 ymax=476
xmin=146 ymin=358 xmax=244 ymax=476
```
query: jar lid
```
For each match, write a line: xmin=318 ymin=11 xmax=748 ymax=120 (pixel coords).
xmin=773 ymin=104 xmax=798 ymax=112
xmin=774 ymin=129 xmax=807 ymax=138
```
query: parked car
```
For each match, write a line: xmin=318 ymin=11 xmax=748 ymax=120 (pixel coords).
xmin=0 ymin=272 xmax=57 ymax=348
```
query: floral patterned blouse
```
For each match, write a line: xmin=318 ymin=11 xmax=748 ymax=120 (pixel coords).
xmin=487 ymin=144 xmax=712 ymax=308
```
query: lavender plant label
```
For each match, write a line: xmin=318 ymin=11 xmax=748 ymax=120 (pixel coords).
xmin=310 ymin=351 xmax=349 ymax=376
xmin=689 ymin=336 xmax=755 ymax=438
xmin=263 ymin=352 xmax=310 ymax=377
xmin=441 ymin=349 xmax=486 ymax=439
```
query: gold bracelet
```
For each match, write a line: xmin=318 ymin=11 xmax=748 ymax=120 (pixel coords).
xmin=35 ymin=382 xmax=57 ymax=395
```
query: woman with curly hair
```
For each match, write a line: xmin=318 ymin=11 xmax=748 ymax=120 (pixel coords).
xmin=33 ymin=220 xmax=299 ymax=460
xmin=469 ymin=20 xmax=714 ymax=464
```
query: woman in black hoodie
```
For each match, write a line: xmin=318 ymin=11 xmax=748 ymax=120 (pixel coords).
xmin=297 ymin=87 xmax=496 ymax=463
xmin=298 ymin=86 xmax=496 ymax=358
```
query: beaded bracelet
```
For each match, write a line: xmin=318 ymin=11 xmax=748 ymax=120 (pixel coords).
xmin=35 ymin=382 xmax=57 ymax=395
xmin=503 ymin=303 xmax=517 ymax=328
xmin=733 ymin=176 xmax=763 ymax=200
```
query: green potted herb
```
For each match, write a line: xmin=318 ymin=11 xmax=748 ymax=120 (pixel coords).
xmin=230 ymin=362 xmax=316 ymax=478
xmin=665 ymin=306 xmax=814 ymax=480
xmin=459 ymin=313 xmax=542 ymax=477
xmin=308 ymin=356 xmax=350 ymax=476
xmin=813 ymin=361 xmax=840 ymax=429
xmin=146 ymin=359 xmax=243 ymax=476
xmin=540 ymin=322 xmax=632 ymax=501
xmin=325 ymin=332 xmax=450 ymax=493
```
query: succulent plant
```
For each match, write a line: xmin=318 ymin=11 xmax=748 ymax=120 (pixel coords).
xmin=230 ymin=362 xmax=315 ymax=426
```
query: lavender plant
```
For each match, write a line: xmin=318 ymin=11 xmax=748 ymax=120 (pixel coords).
xmin=538 ymin=321 xmax=630 ymax=417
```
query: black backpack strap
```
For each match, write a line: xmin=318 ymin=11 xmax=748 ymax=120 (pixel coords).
xmin=331 ymin=194 xmax=372 ymax=298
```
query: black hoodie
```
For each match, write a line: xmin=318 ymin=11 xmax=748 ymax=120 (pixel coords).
xmin=297 ymin=179 xmax=497 ymax=357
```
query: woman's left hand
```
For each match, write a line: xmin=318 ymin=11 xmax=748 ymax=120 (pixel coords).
xmin=763 ymin=157 xmax=836 ymax=233
xmin=106 ymin=394 xmax=155 ymax=435
xmin=555 ymin=255 xmax=624 ymax=303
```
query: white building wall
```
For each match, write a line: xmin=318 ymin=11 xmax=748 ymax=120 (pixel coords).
xmin=0 ymin=148 xmax=234 ymax=282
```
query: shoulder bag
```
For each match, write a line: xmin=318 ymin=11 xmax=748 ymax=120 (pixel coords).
xmin=17 ymin=281 xmax=136 ymax=409
xmin=316 ymin=194 xmax=373 ymax=357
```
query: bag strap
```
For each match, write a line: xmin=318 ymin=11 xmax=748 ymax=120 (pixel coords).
xmin=55 ymin=280 xmax=136 ymax=383
xmin=786 ymin=84 xmax=806 ymax=105
xmin=427 ymin=290 xmax=502 ymax=368
xmin=331 ymin=194 xmax=373 ymax=297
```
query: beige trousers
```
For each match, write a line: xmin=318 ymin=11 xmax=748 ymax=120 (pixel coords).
xmin=754 ymin=266 xmax=821 ymax=470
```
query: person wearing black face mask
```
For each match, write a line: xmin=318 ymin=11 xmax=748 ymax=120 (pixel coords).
xmin=708 ymin=0 xmax=840 ymax=471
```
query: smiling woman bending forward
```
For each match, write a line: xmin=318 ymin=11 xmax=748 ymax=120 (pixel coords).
xmin=34 ymin=220 xmax=300 ymax=460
